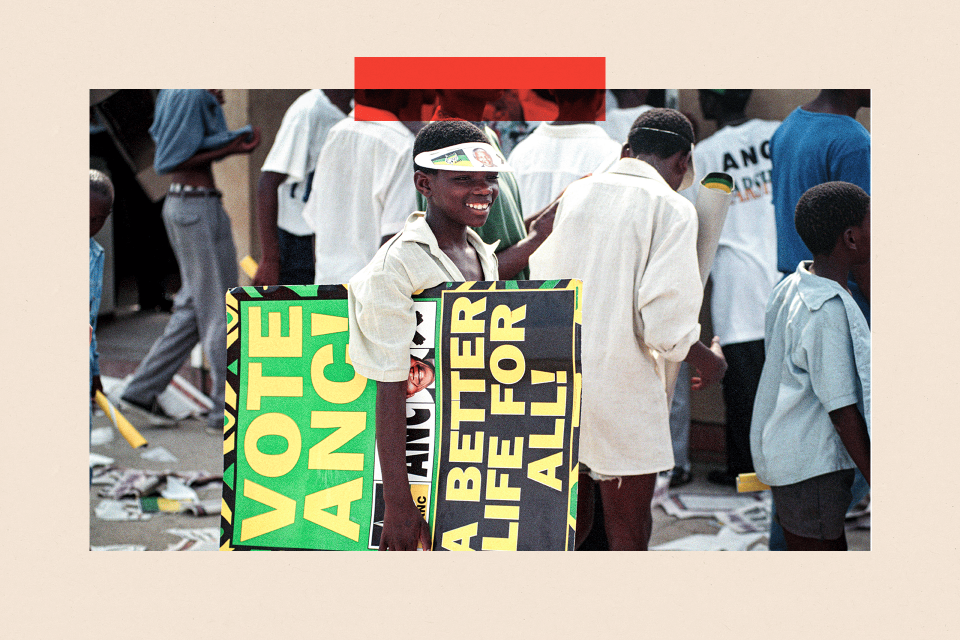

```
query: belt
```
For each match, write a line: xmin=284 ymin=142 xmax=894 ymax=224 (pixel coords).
xmin=168 ymin=183 xmax=223 ymax=198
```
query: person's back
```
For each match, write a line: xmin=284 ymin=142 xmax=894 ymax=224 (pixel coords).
xmin=509 ymin=120 xmax=621 ymax=215
xmin=255 ymin=89 xmax=349 ymax=285
xmin=770 ymin=91 xmax=870 ymax=274
xmin=304 ymin=91 xmax=416 ymax=285
xmin=529 ymin=108 xmax=724 ymax=550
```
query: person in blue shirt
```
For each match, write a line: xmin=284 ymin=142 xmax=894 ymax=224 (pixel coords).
xmin=90 ymin=170 xmax=113 ymax=402
xmin=767 ymin=90 xmax=871 ymax=549
xmin=751 ymin=182 xmax=870 ymax=551
xmin=116 ymin=90 xmax=260 ymax=434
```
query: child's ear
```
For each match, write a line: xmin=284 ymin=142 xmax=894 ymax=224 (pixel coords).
xmin=414 ymin=170 xmax=432 ymax=197
xmin=843 ymin=227 xmax=859 ymax=250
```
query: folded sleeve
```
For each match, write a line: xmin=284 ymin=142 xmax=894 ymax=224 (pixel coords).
xmin=347 ymin=260 xmax=417 ymax=382
xmin=261 ymin=100 xmax=312 ymax=181
xmin=635 ymin=199 xmax=703 ymax=361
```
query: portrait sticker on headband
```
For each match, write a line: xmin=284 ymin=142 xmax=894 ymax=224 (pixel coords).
xmin=415 ymin=142 xmax=513 ymax=172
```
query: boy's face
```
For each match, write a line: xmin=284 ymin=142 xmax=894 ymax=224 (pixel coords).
xmin=90 ymin=193 xmax=112 ymax=237
xmin=419 ymin=170 xmax=499 ymax=228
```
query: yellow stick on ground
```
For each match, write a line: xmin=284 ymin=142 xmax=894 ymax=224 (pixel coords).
xmin=94 ymin=390 xmax=148 ymax=449
xmin=240 ymin=256 xmax=258 ymax=279
xmin=736 ymin=472 xmax=770 ymax=493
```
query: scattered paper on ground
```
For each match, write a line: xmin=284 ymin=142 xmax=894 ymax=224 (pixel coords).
xmin=661 ymin=492 xmax=764 ymax=519
xmin=95 ymin=499 xmax=150 ymax=521
xmin=102 ymin=374 xmax=213 ymax=421
xmin=141 ymin=446 xmax=178 ymax=463
xmin=94 ymin=467 xmax=221 ymax=499
xmin=714 ymin=499 xmax=772 ymax=534
xmin=90 ymin=544 xmax=146 ymax=551
xmin=90 ymin=453 xmax=115 ymax=468
xmin=651 ymin=472 xmax=672 ymax=509
xmin=90 ymin=427 xmax=114 ymax=446
xmin=652 ymin=526 xmax=767 ymax=551
xmin=139 ymin=498 xmax=220 ymax=515
xmin=160 ymin=476 xmax=199 ymax=501
xmin=165 ymin=527 xmax=220 ymax=551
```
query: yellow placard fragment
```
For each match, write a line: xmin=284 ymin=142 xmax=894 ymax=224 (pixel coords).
xmin=736 ymin=473 xmax=770 ymax=493
xmin=240 ymin=255 xmax=258 ymax=279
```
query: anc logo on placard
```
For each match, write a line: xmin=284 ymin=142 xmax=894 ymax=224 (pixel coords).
xmin=433 ymin=149 xmax=471 ymax=167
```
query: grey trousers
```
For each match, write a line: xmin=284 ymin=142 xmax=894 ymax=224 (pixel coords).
xmin=122 ymin=192 xmax=238 ymax=430
xmin=669 ymin=361 xmax=692 ymax=470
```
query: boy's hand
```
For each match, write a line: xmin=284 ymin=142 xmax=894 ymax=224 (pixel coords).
xmin=380 ymin=498 xmax=432 ymax=551
xmin=689 ymin=337 xmax=727 ymax=390
xmin=229 ymin=127 xmax=262 ymax=154
xmin=252 ymin=257 xmax=280 ymax=287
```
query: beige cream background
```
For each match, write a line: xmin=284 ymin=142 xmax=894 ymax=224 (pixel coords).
xmin=5 ymin=1 xmax=957 ymax=637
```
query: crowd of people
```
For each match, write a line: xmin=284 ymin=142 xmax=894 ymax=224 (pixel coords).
xmin=90 ymin=88 xmax=871 ymax=551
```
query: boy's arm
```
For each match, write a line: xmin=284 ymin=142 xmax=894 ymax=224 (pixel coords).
xmin=496 ymin=198 xmax=558 ymax=280
xmin=684 ymin=336 xmax=727 ymax=389
xmin=829 ymin=404 xmax=870 ymax=486
xmin=253 ymin=171 xmax=287 ymax=286
xmin=172 ymin=127 xmax=262 ymax=171
xmin=375 ymin=380 xmax=432 ymax=551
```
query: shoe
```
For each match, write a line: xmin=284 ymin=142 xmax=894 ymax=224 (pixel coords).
xmin=707 ymin=470 xmax=737 ymax=487
xmin=114 ymin=395 xmax=178 ymax=427
xmin=669 ymin=466 xmax=693 ymax=488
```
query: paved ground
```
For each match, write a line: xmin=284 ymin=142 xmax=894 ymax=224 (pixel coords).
xmin=90 ymin=308 xmax=869 ymax=551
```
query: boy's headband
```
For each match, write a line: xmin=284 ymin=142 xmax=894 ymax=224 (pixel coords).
xmin=414 ymin=142 xmax=513 ymax=172
xmin=634 ymin=126 xmax=694 ymax=147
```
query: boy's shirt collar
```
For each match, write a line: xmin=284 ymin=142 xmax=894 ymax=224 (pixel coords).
xmin=795 ymin=260 xmax=848 ymax=311
xmin=401 ymin=211 xmax=500 ymax=275
xmin=608 ymin=156 xmax=671 ymax=187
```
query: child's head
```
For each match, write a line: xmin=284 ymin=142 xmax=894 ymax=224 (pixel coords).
xmin=548 ymin=89 xmax=606 ymax=120
xmin=413 ymin=120 xmax=502 ymax=228
xmin=413 ymin=120 xmax=489 ymax=173
xmin=90 ymin=169 xmax=114 ymax=238
xmin=698 ymin=89 xmax=752 ymax=121
xmin=627 ymin=108 xmax=695 ymax=158
xmin=626 ymin=108 xmax=696 ymax=191
xmin=795 ymin=181 xmax=870 ymax=260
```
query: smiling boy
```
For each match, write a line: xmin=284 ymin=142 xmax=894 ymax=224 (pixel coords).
xmin=348 ymin=120 xmax=508 ymax=550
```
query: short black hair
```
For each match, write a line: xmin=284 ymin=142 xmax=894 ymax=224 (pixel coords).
xmin=794 ymin=181 xmax=870 ymax=256
xmin=549 ymin=89 xmax=604 ymax=104
xmin=413 ymin=120 xmax=488 ymax=173
xmin=700 ymin=89 xmax=752 ymax=113
xmin=90 ymin=169 xmax=114 ymax=201
xmin=627 ymin=108 xmax=695 ymax=159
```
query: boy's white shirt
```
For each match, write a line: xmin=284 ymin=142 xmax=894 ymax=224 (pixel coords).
xmin=529 ymin=157 xmax=702 ymax=476
xmin=348 ymin=212 xmax=499 ymax=383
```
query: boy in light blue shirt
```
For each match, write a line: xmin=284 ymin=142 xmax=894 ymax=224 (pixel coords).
xmin=751 ymin=181 xmax=870 ymax=551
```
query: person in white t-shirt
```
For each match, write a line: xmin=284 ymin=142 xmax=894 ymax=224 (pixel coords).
xmin=302 ymin=90 xmax=418 ymax=285
xmin=599 ymin=89 xmax=654 ymax=145
xmin=685 ymin=89 xmax=781 ymax=487
xmin=508 ymin=90 xmax=622 ymax=215
xmin=254 ymin=89 xmax=351 ymax=285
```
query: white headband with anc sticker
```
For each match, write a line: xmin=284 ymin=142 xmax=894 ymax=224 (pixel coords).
xmin=414 ymin=142 xmax=513 ymax=172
